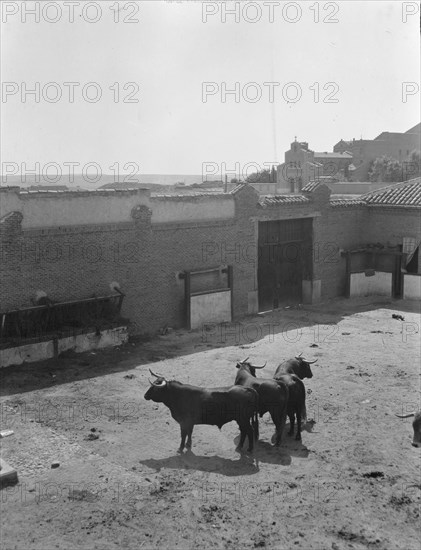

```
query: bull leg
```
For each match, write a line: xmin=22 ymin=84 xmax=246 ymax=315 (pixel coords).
xmin=247 ymin=422 xmax=254 ymax=452
xmin=270 ymin=410 xmax=283 ymax=447
xmin=295 ymin=407 xmax=302 ymax=441
xmin=236 ymin=422 xmax=247 ymax=452
xmin=253 ymin=414 xmax=259 ymax=441
xmin=274 ymin=405 xmax=288 ymax=447
xmin=274 ymin=423 xmax=282 ymax=446
xmin=178 ymin=427 xmax=187 ymax=453
xmin=288 ymin=408 xmax=295 ymax=437
xmin=301 ymin=402 xmax=307 ymax=423
xmin=186 ymin=427 xmax=193 ymax=450
xmin=295 ymin=411 xmax=301 ymax=441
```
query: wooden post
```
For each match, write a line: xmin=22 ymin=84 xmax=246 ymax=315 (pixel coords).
xmin=227 ymin=265 xmax=234 ymax=322
xmin=345 ymin=252 xmax=351 ymax=298
xmin=184 ymin=271 xmax=191 ymax=330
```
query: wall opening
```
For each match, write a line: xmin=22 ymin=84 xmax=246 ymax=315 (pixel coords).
xmin=257 ymin=218 xmax=313 ymax=311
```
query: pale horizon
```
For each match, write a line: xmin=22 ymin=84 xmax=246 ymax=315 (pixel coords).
xmin=1 ymin=1 xmax=420 ymax=177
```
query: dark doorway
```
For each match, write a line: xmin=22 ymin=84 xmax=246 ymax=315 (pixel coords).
xmin=258 ymin=218 xmax=313 ymax=311
xmin=406 ymin=246 xmax=419 ymax=274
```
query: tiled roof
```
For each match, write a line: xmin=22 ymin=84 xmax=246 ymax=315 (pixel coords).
xmin=99 ymin=181 xmax=151 ymax=190
xmin=301 ymin=180 xmax=324 ymax=192
xmin=151 ymin=191 xmax=230 ymax=201
xmin=16 ymin=187 xmax=148 ymax=195
xmin=330 ymin=198 xmax=365 ymax=208
xmin=259 ymin=195 xmax=310 ymax=207
xmin=230 ymin=183 xmax=248 ymax=194
xmin=362 ymin=178 xmax=421 ymax=207
xmin=314 ymin=152 xmax=352 ymax=158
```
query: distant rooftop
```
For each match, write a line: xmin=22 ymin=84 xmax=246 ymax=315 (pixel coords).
xmin=362 ymin=177 xmax=421 ymax=207
xmin=259 ymin=195 xmax=310 ymax=207
xmin=314 ymin=152 xmax=352 ymax=159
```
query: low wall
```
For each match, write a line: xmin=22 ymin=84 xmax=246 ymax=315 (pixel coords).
xmin=0 ymin=189 xmax=151 ymax=229
xmin=403 ymin=274 xmax=421 ymax=300
xmin=0 ymin=326 xmax=128 ymax=368
xmin=151 ymin=195 xmax=234 ymax=224
xmin=349 ymin=271 xmax=392 ymax=297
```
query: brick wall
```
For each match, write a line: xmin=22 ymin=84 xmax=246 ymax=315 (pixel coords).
xmin=0 ymin=186 xmax=259 ymax=335
xmin=255 ymin=187 xmax=369 ymax=301
xmin=313 ymin=204 xmax=368 ymax=298
xmin=366 ymin=208 xmax=421 ymax=247
xmin=1 ymin=184 xmax=418 ymax=337
xmin=366 ymin=207 xmax=421 ymax=274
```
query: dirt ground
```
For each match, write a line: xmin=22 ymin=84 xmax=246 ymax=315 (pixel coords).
xmin=0 ymin=297 xmax=420 ymax=550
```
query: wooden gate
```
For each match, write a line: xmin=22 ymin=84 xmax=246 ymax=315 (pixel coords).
xmin=181 ymin=266 xmax=233 ymax=330
xmin=342 ymin=246 xmax=404 ymax=298
xmin=258 ymin=219 xmax=313 ymax=311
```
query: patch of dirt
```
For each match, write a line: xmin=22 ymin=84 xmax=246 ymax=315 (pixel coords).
xmin=1 ymin=298 xmax=420 ymax=549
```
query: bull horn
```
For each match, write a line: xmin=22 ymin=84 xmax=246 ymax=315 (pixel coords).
xmin=395 ymin=413 xmax=415 ymax=418
xmin=298 ymin=356 xmax=317 ymax=364
xmin=148 ymin=378 xmax=154 ymax=385
xmin=149 ymin=368 xmax=163 ymax=378
xmin=295 ymin=352 xmax=303 ymax=359
xmin=241 ymin=357 xmax=250 ymax=363
xmin=250 ymin=362 xmax=266 ymax=369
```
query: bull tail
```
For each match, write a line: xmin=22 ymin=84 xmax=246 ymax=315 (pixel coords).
xmin=253 ymin=410 xmax=259 ymax=441
xmin=253 ymin=392 xmax=259 ymax=441
xmin=302 ymin=393 xmax=307 ymax=424
xmin=302 ymin=404 xmax=307 ymax=423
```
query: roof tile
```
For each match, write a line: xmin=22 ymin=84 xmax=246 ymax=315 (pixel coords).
xmin=301 ymin=180 xmax=323 ymax=192
xmin=259 ymin=195 xmax=310 ymax=207
xmin=330 ymin=198 xmax=365 ymax=207
xmin=362 ymin=177 xmax=421 ymax=207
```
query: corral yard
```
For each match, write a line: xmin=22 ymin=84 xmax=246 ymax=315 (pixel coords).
xmin=0 ymin=297 xmax=420 ymax=550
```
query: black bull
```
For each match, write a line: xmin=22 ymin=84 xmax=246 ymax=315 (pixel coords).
xmin=144 ymin=373 xmax=259 ymax=453
xmin=274 ymin=355 xmax=317 ymax=380
xmin=273 ymin=373 xmax=306 ymax=441
xmin=234 ymin=361 xmax=289 ymax=446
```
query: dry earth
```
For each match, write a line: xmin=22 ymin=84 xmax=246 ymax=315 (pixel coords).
xmin=0 ymin=297 xmax=420 ymax=550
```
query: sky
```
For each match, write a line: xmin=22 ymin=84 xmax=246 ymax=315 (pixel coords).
xmin=1 ymin=0 xmax=420 ymax=181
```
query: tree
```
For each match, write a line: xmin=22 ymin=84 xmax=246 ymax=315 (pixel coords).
xmin=368 ymin=156 xmax=404 ymax=183
xmin=246 ymin=167 xmax=277 ymax=184
xmin=271 ymin=165 xmax=277 ymax=183
xmin=405 ymin=150 xmax=421 ymax=179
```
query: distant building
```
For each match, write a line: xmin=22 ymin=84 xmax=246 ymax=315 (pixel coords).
xmin=277 ymin=139 xmax=352 ymax=192
xmin=333 ymin=123 xmax=420 ymax=181
xmin=278 ymin=123 xmax=420 ymax=192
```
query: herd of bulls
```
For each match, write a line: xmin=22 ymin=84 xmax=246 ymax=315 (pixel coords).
xmin=144 ymin=353 xmax=317 ymax=453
